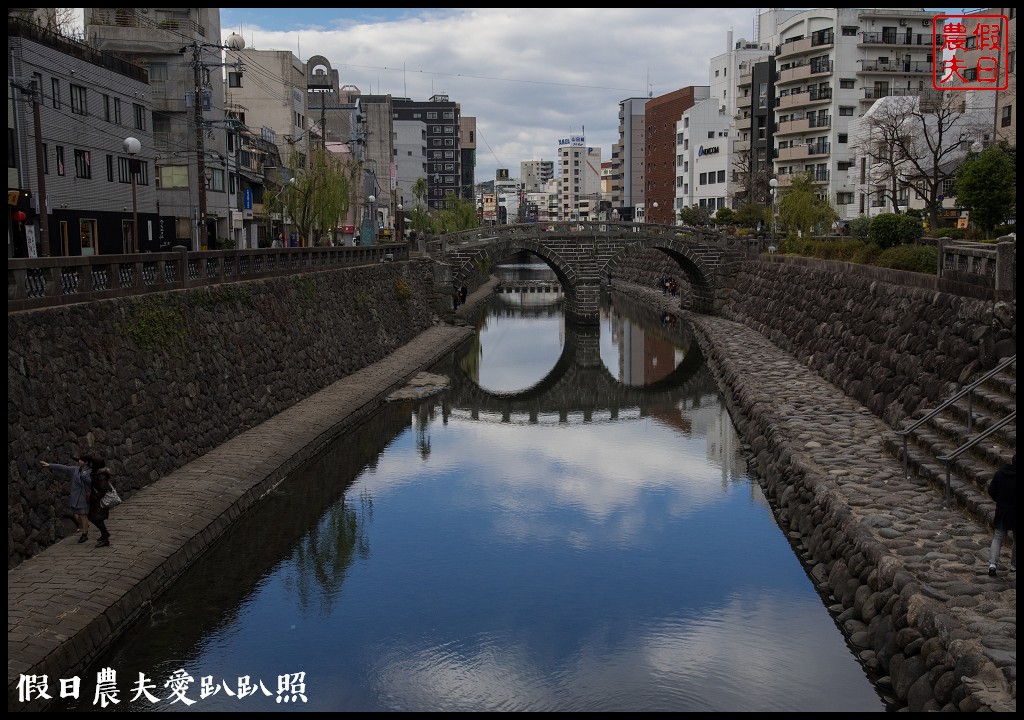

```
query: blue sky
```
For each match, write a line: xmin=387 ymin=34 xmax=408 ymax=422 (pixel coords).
xmin=207 ymin=9 xmax=980 ymax=182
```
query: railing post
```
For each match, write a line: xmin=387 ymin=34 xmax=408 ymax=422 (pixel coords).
xmin=903 ymin=435 xmax=909 ymax=479
xmin=967 ymin=391 xmax=973 ymax=433
xmin=944 ymin=461 xmax=952 ymax=509
xmin=177 ymin=245 xmax=189 ymax=289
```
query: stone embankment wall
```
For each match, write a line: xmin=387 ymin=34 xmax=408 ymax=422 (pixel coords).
xmin=7 ymin=260 xmax=438 ymax=569
xmin=618 ymin=250 xmax=1015 ymax=427
xmin=715 ymin=258 xmax=1016 ymax=427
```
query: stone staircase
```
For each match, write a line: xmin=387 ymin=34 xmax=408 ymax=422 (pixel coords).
xmin=883 ymin=355 xmax=1016 ymax=528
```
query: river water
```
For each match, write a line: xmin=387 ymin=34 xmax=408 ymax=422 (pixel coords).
xmin=55 ymin=263 xmax=888 ymax=712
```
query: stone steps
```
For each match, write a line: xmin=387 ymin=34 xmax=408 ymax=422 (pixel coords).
xmin=886 ymin=358 xmax=1015 ymax=527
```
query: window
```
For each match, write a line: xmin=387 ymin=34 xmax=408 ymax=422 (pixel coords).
xmin=228 ymin=71 xmax=242 ymax=87
xmin=840 ymin=79 xmax=856 ymax=89
xmin=836 ymin=192 xmax=853 ymax=205
xmin=841 ymin=26 xmax=858 ymax=36
xmin=208 ymin=168 xmax=225 ymax=192
xmin=157 ymin=164 xmax=189 ymax=188
xmin=426 ymin=112 xmax=437 ymax=119
xmin=70 ymin=84 xmax=87 ymax=115
xmin=106 ymin=154 xmax=114 ymax=181
xmin=133 ymin=104 xmax=146 ymax=131
xmin=56 ymin=146 xmax=65 ymax=176
xmin=52 ymin=78 xmax=61 ymax=109
xmin=1001 ymin=105 xmax=1012 ymax=127
xmin=103 ymin=94 xmax=111 ymax=122
xmin=148 ymin=62 xmax=167 ymax=82
xmin=838 ymin=133 xmax=848 ymax=143
xmin=114 ymin=98 xmax=122 ymax=125
xmin=433 ymin=126 xmax=442 ymax=133
xmin=74 ymin=149 xmax=91 ymax=179
xmin=717 ymin=170 xmax=725 ymax=183
xmin=839 ymin=106 xmax=854 ymax=116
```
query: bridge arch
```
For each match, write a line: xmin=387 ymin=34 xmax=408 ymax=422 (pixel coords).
xmin=602 ymin=233 xmax=716 ymax=314
xmin=437 ymin=222 xmax=744 ymax=324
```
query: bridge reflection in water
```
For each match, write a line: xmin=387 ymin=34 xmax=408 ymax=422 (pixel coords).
xmin=53 ymin=262 xmax=888 ymax=713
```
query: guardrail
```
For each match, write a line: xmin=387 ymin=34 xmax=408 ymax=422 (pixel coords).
xmin=936 ymin=410 xmax=1016 ymax=509
xmin=8 ymin=244 xmax=409 ymax=312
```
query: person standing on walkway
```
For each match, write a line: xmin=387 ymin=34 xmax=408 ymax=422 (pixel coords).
xmin=88 ymin=459 xmax=114 ymax=548
xmin=39 ymin=453 xmax=94 ymax=543
xmin=987 ymin=455 xmax=1016 ymax=576
xmin=459 ymin=284 xmax=468 ymax=306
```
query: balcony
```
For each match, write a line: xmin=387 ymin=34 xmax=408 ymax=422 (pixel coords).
xmin=776 ymin=115 xmax=831 ymax=136
xmin=860 ymin=86 xmax=926 ymax=101
xmin=859 ymin=30 xmax=934 ymax=47
xmin=777 ymin=87 xmax=832 ymax=109
xmin=733 ymin=139 xmax=751 ymax=154
xmin=776 ymin=142 xmax=831 ymax=160
xmin=858 ymin=59 xmax=933 ymax=74
xmin=737 ymin=93 xmax=752 ymax=109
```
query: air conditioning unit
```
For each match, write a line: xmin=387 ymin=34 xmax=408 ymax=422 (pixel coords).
xmin=899 ymin=19 xmax=907 ymax=26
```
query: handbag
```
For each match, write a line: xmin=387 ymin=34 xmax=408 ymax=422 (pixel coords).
xmin=100 ymin=483 xmax=122 ymax=509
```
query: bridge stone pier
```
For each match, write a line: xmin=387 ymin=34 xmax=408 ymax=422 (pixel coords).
xmin=430 ymin=222 xmax=754 ymax=324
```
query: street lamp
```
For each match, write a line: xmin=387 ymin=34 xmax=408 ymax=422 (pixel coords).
xmin=651 ymin=201 xmax=659 ymax=224
xmin=769 ymin=177 xmax=779 ymax=250
xmin=360 ymin=194 xmax=376 ymax=246
xmin=123 ymin=137 xmax=141 ymax=253
xmin=396 ymin=202 xmax=405 ymax=244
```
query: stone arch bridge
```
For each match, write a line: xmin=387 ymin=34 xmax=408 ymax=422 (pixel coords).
xmin=427 ymin=221 xmax=758 ymax=324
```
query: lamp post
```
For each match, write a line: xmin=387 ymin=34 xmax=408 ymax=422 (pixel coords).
xmin=360 ymin=194 xmax=376 ymax=246
xmin=396 ymin=202 xmax=405 ymax=245
xmin=123 ymin=137 xmax=141 ymax=253
xmin=651 ymin=200 xmax=659 ymax=224
xmin=769 ymin=177 xmax=778 ymax=250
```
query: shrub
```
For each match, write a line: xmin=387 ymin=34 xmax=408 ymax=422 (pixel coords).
xmin=875 ymin=245 xmax=938 ymax=273
xmin=869 ymin=213 xmax=920 ymax=249
xmin=848 ymin=216 xmax=871 ymax=240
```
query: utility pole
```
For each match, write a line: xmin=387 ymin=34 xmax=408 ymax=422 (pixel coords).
xmin=191 ymin=43 xmax=208 ymax=250
xmin=183 ymin=33 xmax=246 ymax=251
xmin=11 ymin=79 xmax=51 ymax=255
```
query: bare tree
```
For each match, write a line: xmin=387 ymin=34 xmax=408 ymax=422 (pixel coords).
xmin=860 ymin=91 xmax=989 ymax=232
xmin=8 ymin=8 xmax=79 ymax=37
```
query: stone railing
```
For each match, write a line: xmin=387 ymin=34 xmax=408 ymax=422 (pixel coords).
xmin=938 ymin=238 xmax=1016 ymax=301
xmin=7 ymin=244 xmax=409 ymax=312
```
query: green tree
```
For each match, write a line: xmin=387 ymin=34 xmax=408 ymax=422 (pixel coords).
xmin=678 ymin=205 xmax=712 ymax=227
xmin=714 ymin=207 xmax=736 ymax=226
xmin=848 ymin=216 xmax=871 ymax=240
xmin=434 ymin=193 xmax=480 ymax=233
xmin=777 ymin=172 xmax=838 ymax=238
xmin=953 ymin=144 xmax=1016 ymax=239
xmin=733 ymin=202 xmax=767 ymax=229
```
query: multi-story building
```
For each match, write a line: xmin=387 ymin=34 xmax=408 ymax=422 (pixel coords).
xmin=85 ymin=7 xmax=232 ymax=250
xmin=762 ymin=7 xmax=945 ymax=221
xmin=393 ymin=94 xmax=462 ymax=212
xmin=612 ymin=96 xmax=648 ymax=219
xmin=520 ymin=160 xmax=554 ymax=193
xmin=9 ymin=14 xmax=156 ymax=257
xmin=646 ymin=86 xmax=709 ymax=225
xmin=459 ymin=115 xmax=476 ymax=203
xmin=959 ymin=7 xmax=1016 ymax=148
xmin=555 ymin=137 xmax=601 ymax=221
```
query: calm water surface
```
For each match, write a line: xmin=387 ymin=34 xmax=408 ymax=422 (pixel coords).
xmin=56 ymin=265 xmax=887 ymax=712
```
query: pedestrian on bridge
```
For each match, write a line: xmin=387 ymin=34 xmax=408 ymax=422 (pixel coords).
xmin=88 ymin=459 xmax=115 ymax=548
xmin=987 ymin=455 xmax=1016 ymax=577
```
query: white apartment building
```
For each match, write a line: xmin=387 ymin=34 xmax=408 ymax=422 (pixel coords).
xmin=676 ymin=99 xmax=733 ymax=213
xmin=556 ymin=139 xmax=602 ymax=221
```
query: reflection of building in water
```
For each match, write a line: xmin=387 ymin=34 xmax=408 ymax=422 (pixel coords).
xmin=684 ymin=396 xmax=756 ymax=494
xmin=495 ymin=281 xmax=564 ymax=308
xmin=609 ymin=314 xmax=681 ymax=386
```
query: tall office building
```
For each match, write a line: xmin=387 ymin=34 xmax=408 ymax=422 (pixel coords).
xmin=393 ymin=94 xmax=462 ymax=212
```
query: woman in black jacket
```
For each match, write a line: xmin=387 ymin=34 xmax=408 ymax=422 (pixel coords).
xmin=987 ymin=455 xmax=1016 ymax=576
xmin=88 ymin=460 xmax=114 ymax=548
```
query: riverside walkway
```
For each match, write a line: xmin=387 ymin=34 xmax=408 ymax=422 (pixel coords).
xmin=8 ymin=278 xmax=1015 ymax=712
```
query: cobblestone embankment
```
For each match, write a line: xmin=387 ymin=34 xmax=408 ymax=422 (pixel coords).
xmin=614 ymin=282 xmax=1016 ymax=712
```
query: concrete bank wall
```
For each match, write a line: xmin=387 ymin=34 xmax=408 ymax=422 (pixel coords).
xmin=7 ymin=260 xmax=439 ymax=569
